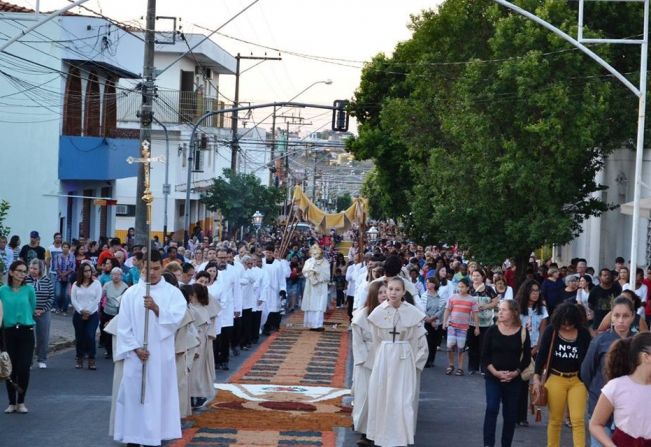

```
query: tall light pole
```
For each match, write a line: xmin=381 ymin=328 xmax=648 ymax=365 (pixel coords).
xmin=496 ymin=0 xmax=648 ymax=288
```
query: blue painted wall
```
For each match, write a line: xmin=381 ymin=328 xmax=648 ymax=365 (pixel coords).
xmin=59 ymin=136 xmax=139 ymax=181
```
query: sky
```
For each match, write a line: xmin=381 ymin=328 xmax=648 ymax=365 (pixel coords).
xmin=14 ymin=0 xmax=443 ymax=134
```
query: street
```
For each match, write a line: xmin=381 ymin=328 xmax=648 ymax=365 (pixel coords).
xmin=0 ymin=313 xmax=575 ymax=447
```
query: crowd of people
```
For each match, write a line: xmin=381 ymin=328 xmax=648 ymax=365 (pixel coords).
xmin=2 ymin=225 xmax=651 ymax=446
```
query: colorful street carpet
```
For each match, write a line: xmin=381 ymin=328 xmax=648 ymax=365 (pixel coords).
xmin=171 ymin=308 xmax=352 ymax=447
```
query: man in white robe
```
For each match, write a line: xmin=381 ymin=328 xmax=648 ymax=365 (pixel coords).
xmin=112 ymin=252 xmax=187 ymax=447
xmin=366 ymin=282 xmax=428 ymax=447
xmin=260 ymin=245 xmax=287 ymax=335
xmin=301 ymin=244 xmax=331 ymax=330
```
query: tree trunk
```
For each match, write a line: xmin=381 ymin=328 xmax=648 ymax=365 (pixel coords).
xmin=513 ymin=253 xmax=531 ymax=295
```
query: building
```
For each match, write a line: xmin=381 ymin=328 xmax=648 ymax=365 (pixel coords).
xmin=0 ymin=3 xmax=143 ymax=243
xmin=114 ymin=33 xmax=269 ymax=242
xmin=556 ymin=146 xmax=651 ymax=270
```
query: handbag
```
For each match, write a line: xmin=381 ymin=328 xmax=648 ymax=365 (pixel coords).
xmin=0 ymin=327 xmax=12 ymax=381
xmin=519 ymin=326 xmax=535 ymax=381
xmin=531 ymin=329 xmax=557 ymax=408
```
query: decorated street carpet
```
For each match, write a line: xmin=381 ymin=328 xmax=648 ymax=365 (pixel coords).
xmin=171 ymin=308 xmax=352 ymax=447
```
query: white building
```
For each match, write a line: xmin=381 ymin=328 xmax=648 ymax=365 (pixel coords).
xmin=0 ymin=3 xmax=143 ymax=243
xmin=114 ymin=33 xmax=269 ymax=242
xmin=557 ymin=146 xmax=651 ymax=270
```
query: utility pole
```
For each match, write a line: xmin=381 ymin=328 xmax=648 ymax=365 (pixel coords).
xmin=312 ymin=151 xmax=318 ymax=203
xmin=230 ymin=54 xmax=281 ymax=172
xmin=269 ymin=105 xmax=277 ymax=186
xmin=134 ymin=0 xmax=157 ymax=247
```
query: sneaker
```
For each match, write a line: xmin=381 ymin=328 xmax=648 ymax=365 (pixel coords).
xmin=38 ymin=362 xmax=47 ymax=369
xmin=16 ymin=404 xmax=28 ymax=414
xmin=4 ymin=405 xmax=15 ymax=414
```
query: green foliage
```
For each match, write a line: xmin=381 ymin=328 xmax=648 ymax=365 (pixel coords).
xmin=201 ymin=169 xmax=285 ymax=235
xmin=0 ymin=200 xmax=10 ymax=239
xmin=335 ymin=193 xmax=352 ymax=212
xmin=349 ymin=0 xmax=636 ymax=265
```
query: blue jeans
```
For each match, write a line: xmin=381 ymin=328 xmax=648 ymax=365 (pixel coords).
xmin=484 ymin=375 xmax=521 ymax=447
xmin=72 ymin=311 xmax=99 ymax=359
xmin=55 ymin=280 xmax=70 ymax=312
xmin=34 ymin=311 xmax=51 ymax=362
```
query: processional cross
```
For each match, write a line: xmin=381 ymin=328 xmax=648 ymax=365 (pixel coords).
xmin=127 ymin=140 xmax=165 ymax=404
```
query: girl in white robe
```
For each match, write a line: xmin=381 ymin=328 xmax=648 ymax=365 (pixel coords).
xmin=182 ymin=283 xmax=219 ymax=407
xmin=351 ymin=280 xmax=387 ymax=445
xmin=366 ymin=277 xmax=428 ymax=447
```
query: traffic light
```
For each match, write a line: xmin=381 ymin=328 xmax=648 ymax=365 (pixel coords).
xmin=332 ymin=100 xmax=349 ymax=132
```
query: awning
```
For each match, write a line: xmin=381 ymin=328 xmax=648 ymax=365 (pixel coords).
xmin=292 ymin=186 xmax=367 ymax=233
xmin=620 ymin=197 xmax=651 ymax=218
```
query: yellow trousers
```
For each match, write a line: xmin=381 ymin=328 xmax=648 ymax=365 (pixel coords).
xmin=544 ymin=374 xmax=587 ymax=447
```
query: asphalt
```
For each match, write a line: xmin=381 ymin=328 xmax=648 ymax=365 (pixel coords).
xmin=0 ymin=313 xmax=576 ymax=447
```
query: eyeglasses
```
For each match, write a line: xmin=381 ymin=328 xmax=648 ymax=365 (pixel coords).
xmin=14 ymin=269 xmax=27 ymax=274
xmin=530 ymin=288 xmax=540 ymax=292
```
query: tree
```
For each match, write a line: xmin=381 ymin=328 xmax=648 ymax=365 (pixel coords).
xmin=335 ymin=193 xmax=352 ymax=212
xmin=349 ymin=0 xmax=637 ymax=282
xmin=0 ymin=200 xmax=10 ymax=238
xmin=201 ymin=169 xmax=285 ymax=237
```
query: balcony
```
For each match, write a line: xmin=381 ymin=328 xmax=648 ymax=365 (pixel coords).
xmin=117 ymin=90 xmax=233 ymax=128
xmin=59 ymin=135 xmax=140 ymax=181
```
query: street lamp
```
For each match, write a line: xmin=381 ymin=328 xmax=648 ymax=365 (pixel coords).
xmin=252 ymin=210 xmax=264 ymax=243
xmin=367 ymin=226 xmax=379 ymax=243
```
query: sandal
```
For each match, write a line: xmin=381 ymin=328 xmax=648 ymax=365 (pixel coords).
xmin=75 ymin=357 xmax=83 ymax=369
xmin=445 ymin=366 xmax=454 ymax=375
xmin=88 ymin=359 xmax=96 ymax=370
xmin=455 ymin=368 xmax=465 ymax=376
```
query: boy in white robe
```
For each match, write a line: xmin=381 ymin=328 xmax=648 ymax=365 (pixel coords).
xmin=112 ymin=252 xmax=187 ymax=447
xmin=366 ymin=277 xmax=428 ymax=447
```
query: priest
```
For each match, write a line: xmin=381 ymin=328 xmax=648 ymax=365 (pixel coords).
xmin=300 ymin=244 xmax=331 ymax=331
xmin=366 ymin=276 xmax=428 ymax=447
xmin=112 ymin=249 xmax=187 ymax=447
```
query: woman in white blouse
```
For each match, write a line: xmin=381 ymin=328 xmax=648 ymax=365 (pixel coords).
xmin=71 ymin=262 xmax=102 ymax=370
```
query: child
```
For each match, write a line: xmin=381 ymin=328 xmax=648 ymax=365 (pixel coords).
xmin=351 ymin=281 xmax=387 ymax=446
xmin=589 ymin=332 xmax=651 ymax=446
xmin=334 ymin=267 xmax=347 ymax=308
xmin=442 ymin=277 xmax=479 ymax=376
xmin=182 ymin=283 xmax=218 ymax=409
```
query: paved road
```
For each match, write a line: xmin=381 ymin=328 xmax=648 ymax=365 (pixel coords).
xmin=0 ymin=314 xmax=576 ymax=446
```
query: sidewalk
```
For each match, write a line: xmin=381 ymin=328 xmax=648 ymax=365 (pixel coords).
xmin=48 ymin=311 xmax=77 ymax=352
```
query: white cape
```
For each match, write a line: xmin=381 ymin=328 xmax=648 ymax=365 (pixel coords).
xmin=365 ymin=301 xmax=428 ymax=447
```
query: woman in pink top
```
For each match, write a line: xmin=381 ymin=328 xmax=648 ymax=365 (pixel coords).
xmin=589 ymin=332 xmax=651 ymax=446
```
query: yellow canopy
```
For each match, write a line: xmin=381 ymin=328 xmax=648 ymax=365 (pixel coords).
xmin=292 ymin=186 xmax=367 ymax=233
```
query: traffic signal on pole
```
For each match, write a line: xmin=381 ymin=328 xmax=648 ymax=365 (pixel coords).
xmin=332 ymin=100 xmax=349 ymax=132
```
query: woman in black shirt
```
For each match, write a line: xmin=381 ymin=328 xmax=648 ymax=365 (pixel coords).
xmin=481 ymin=299 xmax=531 ymax=447
xmin=532 ymin=303 xmax=591 ymax=447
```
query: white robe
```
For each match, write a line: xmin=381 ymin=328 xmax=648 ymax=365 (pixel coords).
xmin=113 ymin=279 xmax=187 ymax=446
xmin=260 ymin=259 xmax=286 ymax=325
xmin=351 ymin=306 xmax=374 ymax=434
xmin=366 ymin=301 xmax=428 ymax=447
xmin=175 ymin=309 xmax=200 ymax=417
xmin=301 ymin=256 xmax=331 ymax=328
xmin=188 ymin=299 xmax=219 ymax=399
xmin=353 ymin=266 xmax=369 ymax=310
xmin=105 ymin=315 xmax=122 ymax=438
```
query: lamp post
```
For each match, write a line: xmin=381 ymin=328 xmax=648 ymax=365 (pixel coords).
xmin=367 ymin=226 xmax=379 ymax=244
xmin=252 ymin=210 xmax=263 ymax=244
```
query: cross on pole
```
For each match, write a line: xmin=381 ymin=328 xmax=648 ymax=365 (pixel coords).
xmin=126 ymin=140 xmax=164 ymax=404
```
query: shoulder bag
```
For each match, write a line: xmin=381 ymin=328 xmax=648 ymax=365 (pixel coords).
xmin=532 ymin=329 xmax=557 ymax=407
xmin=0 ymin=327 xmax=12 ymax=380
xmin=519 ymin=326 xmax=535 ymax=381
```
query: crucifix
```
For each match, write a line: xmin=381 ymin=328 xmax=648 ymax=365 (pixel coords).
xmin=389 ymin=326 xmax=401 ymax=343
xmin=127 ymin=140 xmax=165 ymax=404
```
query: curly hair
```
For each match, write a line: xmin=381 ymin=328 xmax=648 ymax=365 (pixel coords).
xmin=550 ymin=302 xmax=585 ymax=330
